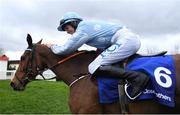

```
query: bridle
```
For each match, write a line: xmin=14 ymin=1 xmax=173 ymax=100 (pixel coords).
xmin=14 ymin=44 xmax=42 ymax=86
xmin=15 ymin=44 xmax=87 ymax=87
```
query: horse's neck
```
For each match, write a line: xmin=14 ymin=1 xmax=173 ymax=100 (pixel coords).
xmin=36 ymin=45 xmax=68 ymax=84
xmin=44 ymin=51 xmax=97 ymax=85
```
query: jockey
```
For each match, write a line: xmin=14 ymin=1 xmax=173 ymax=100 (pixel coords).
xmin=49 ymin=12 xmax=149 ymax=98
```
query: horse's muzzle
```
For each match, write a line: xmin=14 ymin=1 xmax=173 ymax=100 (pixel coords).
xmin=10 ymin=82 xmax=25 ymax=91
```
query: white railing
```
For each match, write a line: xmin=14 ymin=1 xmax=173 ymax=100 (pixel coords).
xmin=36 ymin=70 xmax=56 ymax=81
xmin=6 ymin=70 xmax=16 ymax=80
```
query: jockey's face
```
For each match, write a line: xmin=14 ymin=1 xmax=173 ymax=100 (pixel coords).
xmin=64 ymin=24 xmax=75 ymax=35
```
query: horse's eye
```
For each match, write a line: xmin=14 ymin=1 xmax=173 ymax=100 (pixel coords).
xmin=21 ymin=56 xmax=25 ymax=61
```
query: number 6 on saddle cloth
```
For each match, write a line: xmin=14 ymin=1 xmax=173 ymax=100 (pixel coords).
xmin=97 ymin=55 xmax=176 ymax=107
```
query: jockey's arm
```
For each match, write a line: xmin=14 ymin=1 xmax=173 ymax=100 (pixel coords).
xmin=50 ymin=30 xmax=89 ymax=55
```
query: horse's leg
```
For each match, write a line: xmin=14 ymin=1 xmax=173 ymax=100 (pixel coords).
xmin=102 ymin=102 xmax=121 ymax=113
xmin=69 ymin=77 xmax=102 ymax=114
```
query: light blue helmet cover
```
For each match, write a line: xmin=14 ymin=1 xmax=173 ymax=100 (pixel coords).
xmin=57 ymin=12 xmax=83 ymax=31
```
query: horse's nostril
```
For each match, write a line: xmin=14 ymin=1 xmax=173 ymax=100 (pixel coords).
xmin=10 ymin=82 xmax=15 ymax=87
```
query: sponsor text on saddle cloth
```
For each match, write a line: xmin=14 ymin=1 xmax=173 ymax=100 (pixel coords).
xmin=97 ymin=55 xmax=176 ymax=107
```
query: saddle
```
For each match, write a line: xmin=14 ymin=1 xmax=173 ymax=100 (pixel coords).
xmin=124 ymin=51 xmax=167 ymax=66
xmin=136 ymin=51 xmax=167 ymax=58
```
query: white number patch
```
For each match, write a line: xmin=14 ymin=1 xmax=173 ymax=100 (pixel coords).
xmin=154 ymin=67 xmax=172 ymax=88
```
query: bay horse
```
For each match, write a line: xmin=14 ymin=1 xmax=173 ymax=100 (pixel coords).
xmin=10 ymin=34 xmax=180 ymax=113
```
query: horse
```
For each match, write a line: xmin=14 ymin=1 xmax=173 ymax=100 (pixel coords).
xmin=10 ymin=34 xmax=180 ymax=113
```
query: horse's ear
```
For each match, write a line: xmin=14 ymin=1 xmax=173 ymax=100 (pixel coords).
xmin=37 ymin=39 xmax=43 ymax=44
xmin=27 ymin=34 xmax=33 ymax=47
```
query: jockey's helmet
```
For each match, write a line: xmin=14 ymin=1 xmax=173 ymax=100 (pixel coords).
xmin=57 ymin=12 xmax=83 ymax=31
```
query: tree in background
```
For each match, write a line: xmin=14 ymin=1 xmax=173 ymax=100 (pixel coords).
xmin=0 ymin=48 xmax=5 ymax=56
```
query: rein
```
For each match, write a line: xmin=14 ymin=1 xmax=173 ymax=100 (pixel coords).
xmin=48 ymin=51 xmax=86 ymax=69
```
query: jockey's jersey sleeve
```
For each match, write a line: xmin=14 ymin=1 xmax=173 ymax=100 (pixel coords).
xmin=51 ymin=20 xmax=123 ymax=55
xmin=51 ymin=30 xmax=89 ymax=55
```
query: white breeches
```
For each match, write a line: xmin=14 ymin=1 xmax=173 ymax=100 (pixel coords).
xmin=88 ymin=27 xmax=141 ymax=74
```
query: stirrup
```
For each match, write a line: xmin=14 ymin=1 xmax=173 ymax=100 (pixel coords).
xmin=124 ymin=83 xmax=142 ymax=100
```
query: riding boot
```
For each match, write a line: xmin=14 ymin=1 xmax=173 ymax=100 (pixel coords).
xmin=93 ymin=65 xmax=150 ymax=98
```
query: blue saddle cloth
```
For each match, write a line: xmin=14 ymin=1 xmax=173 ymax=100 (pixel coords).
xmin=97 ymin=55 xmax=176 ymax=107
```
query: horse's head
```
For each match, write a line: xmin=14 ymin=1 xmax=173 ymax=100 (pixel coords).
xmin=10 ymin=34 xmax=47 ymax=91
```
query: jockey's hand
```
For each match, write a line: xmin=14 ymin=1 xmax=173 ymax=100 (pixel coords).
xmin=44 ymin=43 xmax=54 ymax=48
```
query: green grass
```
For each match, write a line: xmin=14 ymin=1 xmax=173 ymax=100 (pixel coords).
xmin=0 ymin=80 xmax=70 ymax=114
